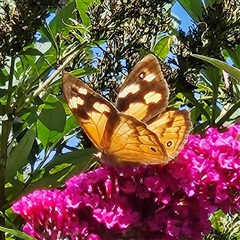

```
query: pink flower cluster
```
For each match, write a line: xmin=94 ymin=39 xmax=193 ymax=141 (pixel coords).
xmin=171 ymin=125 xmax=240 ymax=213
xmin=12 ymin=124 xmax=240 ymax=239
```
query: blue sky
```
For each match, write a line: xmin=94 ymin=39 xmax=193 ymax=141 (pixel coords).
xmin=172 ymin=2 xmax=193 ymax=31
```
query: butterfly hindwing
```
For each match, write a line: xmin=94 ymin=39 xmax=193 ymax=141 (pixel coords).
xmin=116 ymin=54 xmax=169 ymax=122
xmin=102 ymin=113 xmax=168 ymax=165
xmin=147 ymin=109 xmax=191 ymax=158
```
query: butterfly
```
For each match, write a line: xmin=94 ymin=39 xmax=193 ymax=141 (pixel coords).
xmin=62 ymin=54 xmax=191 ymax=166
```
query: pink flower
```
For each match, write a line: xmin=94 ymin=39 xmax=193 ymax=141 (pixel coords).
xmin=12 ymin=124 xmax=240 ymax=239
xmin=172 ymin=124 xmax=240 ymax=213
xmin=12 ymin=189 xmax=83 ymax=239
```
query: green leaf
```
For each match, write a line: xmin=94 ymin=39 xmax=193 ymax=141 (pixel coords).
xmin=184 ymin=91 xmax=211 ymax=122
xmin=216 ymin=99 xmax=240 ymax=127
xmin=19 ymin=48 xmax=43 ymax=56
xmin=153 ymin=35 xmax=171 ymax=60
xmin=46 ymin=148 xmax=96 ymax=181
xmin=20 ymin=148 xmax=96 ymax=195
xmin=192 ymin=121 xmax=209 ymax=134
xmin=201 ymin=65 xmax=222 ymax=123
xmin=0 ymin=69 xmax=8 ymax=86
xmin=71 ymin=67 xmax=97 ymax=77
xmin=5 ymin=178 xmax=26 ymax=203
xmin=63 ymin=114 xmax=78 ymax=134
xmin=37 ymin=95 xmax=66 ymax=150
xmin=47 ymin=1 xmax=76 ymax=36
xmin=225 ymin=45 xmax=240 ymax=68
xmin=177 ymin=0 xmax=204 ymax=22
xmin=38 ymin=97 xmax=65 ymax=129
xmin=6 ymin=126 xmax=36 ymax=183
xmin=41 ymin=24 xmax=59 ymax=54
xmin=75 ymin=0 xmax=95 ymax=27
xmin=16 ymin=41 xmax=55 ymax=95
xmin=192 ymin=54 xmax=240 ymax=82
xmin=0 ymin=226 xmax=36 ymax=240
xmin=37 ymin=121 xmax=61 ymax=149
xmin=30 ymin=46 xmax=55 ymax=76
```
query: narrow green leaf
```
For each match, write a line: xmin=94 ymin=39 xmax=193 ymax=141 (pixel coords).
xmin=47 ymin=148 xmax=95 ymax=169
xmin=5 ymin=178 xmax=26 ymax=204
xmin=32 ymin=45 xmax=56 ymax=74
xmin=41 ymin=24 xmax=59 ymax=53
xmin=184 ymin=92 xmax=211 ymax=122
xmin=201 ymin=65 xmax=222 ymax=123
xmin=71 ymin=67 xmax=97 ymax=77
xmin=0 ymin=226 xmax=36 ymax=240
xmin=192 ymin=54 xmax=240 ymax=82
xmin=19 ymin=48 xmax=43 ymax=56
xmin=6 ymin=126 xmax=36 ymax=183
xmin=75 ymin=0 xmax=94 ymax=27
xmin=0 ymin=69 xmax=8 ymax=86
xmin=192 ymin=121 xmax=209 ymax=134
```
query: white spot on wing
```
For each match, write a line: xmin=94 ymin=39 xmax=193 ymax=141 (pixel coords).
xmin=93 ymin=102 xmax=111 ymax=112
xmin=139 ymin=73 xmax=144 ymax=79
xmin=144 ymin=92 xmax=162 ymax=104
xmin=78 ymin=87 xmax=88 ymax=95
xmin=118 ymin=83 xmax=140 ymax=98
xmin=143 ymin=73 xmax=156 ymax=82
xmin=69 ymin=96 xmax=84 ymax=107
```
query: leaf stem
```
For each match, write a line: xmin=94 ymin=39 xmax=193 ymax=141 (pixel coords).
xmin=6 ymin=56 xmax=15 ymax=109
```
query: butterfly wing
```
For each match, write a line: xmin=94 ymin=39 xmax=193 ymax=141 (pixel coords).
xmin=62 ymin=72 xmax=114 ymax=151
xmin=116 ymin=54 xmax=169 ymax=122
xmin=101 ymin=113 xmax=168 ymax=166
xmin=147 ymin=109 xmax=191 ymax=158
xmin=116 ymin=54 xmax=191 ymax=158
xmin=62 ymin=72 xmax=168 ymax=166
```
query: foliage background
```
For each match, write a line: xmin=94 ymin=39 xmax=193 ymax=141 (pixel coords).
xmin=0 ymin=0 xmax=240 ymax=239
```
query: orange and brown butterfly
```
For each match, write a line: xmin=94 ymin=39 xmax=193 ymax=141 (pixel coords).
xmin=62 ymin=54 xmax=191 ymax=166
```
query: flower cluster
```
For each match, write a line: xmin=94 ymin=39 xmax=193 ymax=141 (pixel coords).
xmin=171 ymin=124 xmax=240 ymax=213
xmin=12 ymin=124 xmax=240 ymax=239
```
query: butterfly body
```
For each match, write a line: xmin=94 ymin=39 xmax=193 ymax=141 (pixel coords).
xmin=62 ymin=54 xmax=191 ymax=166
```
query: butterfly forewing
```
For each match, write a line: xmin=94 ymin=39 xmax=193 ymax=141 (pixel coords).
xmin=62 ymin=72 xmax=114 ymax=151
xmin=116 ymin=54 xmax=169 ymax=122
xmin=147 ymin=110 xmax=191 ymax=158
